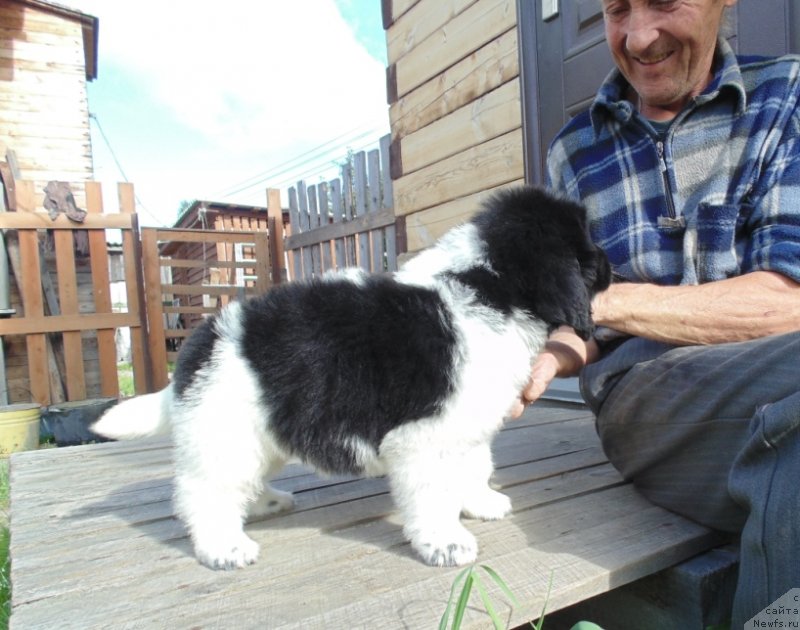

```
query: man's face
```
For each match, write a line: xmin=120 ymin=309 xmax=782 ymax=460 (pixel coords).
xmin=602 ymin=0 xmax=736 ymax=119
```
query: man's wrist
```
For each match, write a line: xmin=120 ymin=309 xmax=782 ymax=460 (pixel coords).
xmin=543 ymin=338 xmax=586 ymax=376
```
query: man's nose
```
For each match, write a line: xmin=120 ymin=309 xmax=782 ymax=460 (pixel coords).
xmin=625 ymin=9 xmax=660 ymax=56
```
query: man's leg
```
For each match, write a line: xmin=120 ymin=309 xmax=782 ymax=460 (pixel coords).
xmin=581 ymin=331 xmax=800 ymax=624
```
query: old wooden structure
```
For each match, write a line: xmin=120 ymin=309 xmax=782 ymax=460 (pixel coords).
xmin=0 ymin=174 xmax=149 ymax=404
xmin=285 ymin=135 xmax=400 ymax=280
xmin=9 ymin=401 xmax=734 ymax=629
xmin=1 ymin=0 xmax=102 ymax=403
xmin=0 ymin=0 xmax=97 ymax=205
xmin=156 ymin=200 xmax=280 ymax=330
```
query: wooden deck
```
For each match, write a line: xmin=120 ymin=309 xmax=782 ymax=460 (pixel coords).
xmin=9 ymin=401 xmax=724 ymax=629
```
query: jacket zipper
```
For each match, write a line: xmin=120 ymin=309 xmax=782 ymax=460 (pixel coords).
xmin=656 ymin=140 xmax=677 ymax=220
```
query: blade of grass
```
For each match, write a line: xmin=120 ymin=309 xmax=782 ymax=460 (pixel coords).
xmin=480 ymin=564 xmax=520 ymax=607
xmin=473 ymin=572 xmax=505 ymax=630
xmin=531 ymin=571 xmax=554 ymax=630
xmin=439 ymin=566 xmax=473 ymax=630
xmin=451 ymin=572 xmax=475 ymax=629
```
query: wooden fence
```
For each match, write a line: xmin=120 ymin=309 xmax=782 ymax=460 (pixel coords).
xmin=0 ymin=179 xmax=149 ymax=405
xmin=140 ymin=227 xmax=272 ymax=391
xmin=285 ymin=135 xmax=402 ymax=280
xmin=1 ymin=142 xmax=400 ymax=406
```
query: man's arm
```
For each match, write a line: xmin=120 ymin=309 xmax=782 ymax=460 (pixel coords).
xmin=593 ymin=270 xmax=800 ymax=345
xmin=511 ymin=270 xmax=800 ymax=416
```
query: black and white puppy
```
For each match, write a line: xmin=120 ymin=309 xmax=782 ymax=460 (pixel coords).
xmin=93 ymin=185 xmax=610 ymax=570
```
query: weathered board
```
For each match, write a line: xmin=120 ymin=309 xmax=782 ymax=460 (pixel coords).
xmin=9 ymin=401 xmax=723 ymax=629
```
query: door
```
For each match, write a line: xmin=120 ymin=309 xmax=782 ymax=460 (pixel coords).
xmin=516 ymin=0 xmax=800 ymax=400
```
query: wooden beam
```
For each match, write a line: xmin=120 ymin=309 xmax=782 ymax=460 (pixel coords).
xmin=266 ymin=188 xmax=286 ymax=284
xmin=86 ymin=181 xmax=119 ymax=399
xmin=0 ymin=312 xmax=140 ymax=336
xmin=285 ymin=208 xmax=397 ymax=251
xmin=141 ymin=228 xmax=169 ymax=391
xmin=0 ymin=211 xmax=133 ymax=230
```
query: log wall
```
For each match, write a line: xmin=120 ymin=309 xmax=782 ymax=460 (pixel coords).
xmin=384 ymin=0 xmax=525 ymax=254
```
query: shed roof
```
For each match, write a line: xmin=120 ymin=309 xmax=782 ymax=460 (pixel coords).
xmin=172 ymin=200 xmax=270 ymax=230
xmin=11 ymin=0 xmax=99 ymax=80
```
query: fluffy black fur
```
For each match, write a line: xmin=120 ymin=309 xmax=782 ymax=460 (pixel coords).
xmin=462 ymin=187 xmax=610 ymax=339
xmin=239 ymin=276 xmax=459 ymax=473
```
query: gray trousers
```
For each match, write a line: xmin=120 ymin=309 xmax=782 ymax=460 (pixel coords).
xmin=580 ymin=331 xmax=800 ymax=628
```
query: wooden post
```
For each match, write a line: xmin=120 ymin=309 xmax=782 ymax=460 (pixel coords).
xmin=86 ymin=182 xmax=118 ymax=398
xmin=140 ymin=228 xmax=169 ymax=391
xmin=118 ymin=183 xmax=152 ymax=394
xmin=266 ymin=188 xmax=286 ymax=284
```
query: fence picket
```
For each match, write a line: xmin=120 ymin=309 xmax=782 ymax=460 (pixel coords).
xmin=284 ymin=135 xmax=397 ymax=281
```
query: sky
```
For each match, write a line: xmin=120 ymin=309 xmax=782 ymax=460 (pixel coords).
xmin=69 ymin=0 xmax=391 ymax=227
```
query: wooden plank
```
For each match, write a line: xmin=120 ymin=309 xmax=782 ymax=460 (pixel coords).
xmin=284 ymin=208 xmax=396 ymax=251
xmin=7 ymin=404 xmax=723 ymax=629
xmin=287 ymin=187 xmax=302 ymax=280
xmin=0 ymin=211 xmax=132 ymax=230
xmin=141 ymin=228 xmax=169 ymax=390
xmin=329 ymin=179 xmax=346 ymax=269
xmin=266 ymin=188 xmax=286 ymax=284
xmin=162 ymin=306 xmax=217 ymax=316
xmin=118 ymin=183 xmax=149 ymax=395
xmin=400 ymin=78 xmax=521 ymax=175
xmin=85 ymin=181 xmax=119 ymax=399
xmin=152 ymin=228 xmax=262 ymax=245
xmin=159 ymin=258 xmax=247 ymax=270
xmin=405 ymin=180 xmax=523 ymax=252
xmin=386 ymin=0 xmax=478 ymax=64
xmin=393 ymin=129 xmax=524 ymax=217
xmin=252 ymin=231 xmax=271 ymax=294
xmin=389 ymin=27 xmax=518 ymax=138
xmin=354 ymin=151 xmax=371 ymax=271
xmin=160 ymin=284 xmax=259 ymax=298
xmin=53 ymin=229 xmax=85 ymax=400
xmin=393 ymin=0 xmax=516 ymax=99
xmin=14 ymin=180 xmax=50 ymax=405
xmin=306 ymin=185 xmax=322 ymax=276
xmin=0 ymin=312 xmax=140 ymax=336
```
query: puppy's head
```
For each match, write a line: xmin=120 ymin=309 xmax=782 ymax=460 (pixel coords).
xmin=470 ymin=185 xmax=610 ymax=339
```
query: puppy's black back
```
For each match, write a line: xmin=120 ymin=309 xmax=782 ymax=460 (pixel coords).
xmin=239 ymin=275 xmax=458 ymax=473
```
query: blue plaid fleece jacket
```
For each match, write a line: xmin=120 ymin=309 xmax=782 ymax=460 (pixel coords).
xmin=547 ymin=38 xmax=800 ymax=286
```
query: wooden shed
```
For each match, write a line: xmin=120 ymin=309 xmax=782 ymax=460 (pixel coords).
xmin=383 ymin=0 xmax=800 ymax=256
xmin=157 ymin=201 xmax=275 ymax=332
xmin=1 ymin=0 xmax=106 ymax=405
xmin=0 ymin=0 xmax=97 ymax=199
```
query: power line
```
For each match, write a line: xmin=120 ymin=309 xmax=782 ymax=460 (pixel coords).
xmin=89 ymin=112 xmax=167 ymax=226
xmin=213 ymin=123 xmax=388 ymax=199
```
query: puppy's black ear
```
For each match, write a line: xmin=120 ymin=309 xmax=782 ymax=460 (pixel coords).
xmin=534 ymin=257 xmax=595 ymax=340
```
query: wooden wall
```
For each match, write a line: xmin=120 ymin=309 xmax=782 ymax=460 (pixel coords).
xmin=0 ymin=0 xmax=95 ymax=205
xmin=1 ymin=0 xmax=99 ymax=404
xmin=384 ymin=0 xmax=525 ymax=255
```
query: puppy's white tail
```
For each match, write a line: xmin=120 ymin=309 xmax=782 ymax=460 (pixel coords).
xmin=92 ymin=385 xmax=174 ymax=440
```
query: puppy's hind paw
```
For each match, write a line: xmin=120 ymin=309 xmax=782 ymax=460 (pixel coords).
xmin=462 ymin=488 xmax=512 ymax=521
xmin=247 ymin=488 xmax=294 ymax=520
xmin=412 ymin=526 xmax=477 ymax=567
xmin=195 ymin=533 xmax=260 ymax=570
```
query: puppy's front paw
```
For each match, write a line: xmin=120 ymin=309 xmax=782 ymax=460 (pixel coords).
xmin=462 ymin=488 xmax=512 ymax=521
xmin=195 ymin=533 xmax=260 ymax=570
xmin=412 ymin=525 xmax=477 ymax=567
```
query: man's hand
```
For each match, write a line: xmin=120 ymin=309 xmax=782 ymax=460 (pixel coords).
xmin=509 ymin=326 xmax=597 ymax=419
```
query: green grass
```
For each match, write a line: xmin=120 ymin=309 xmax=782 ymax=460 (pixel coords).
xmin=1 ymin=458 xmax=10 ymax=629
xmin=117 ymin=362 xmax=135 ymax=397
